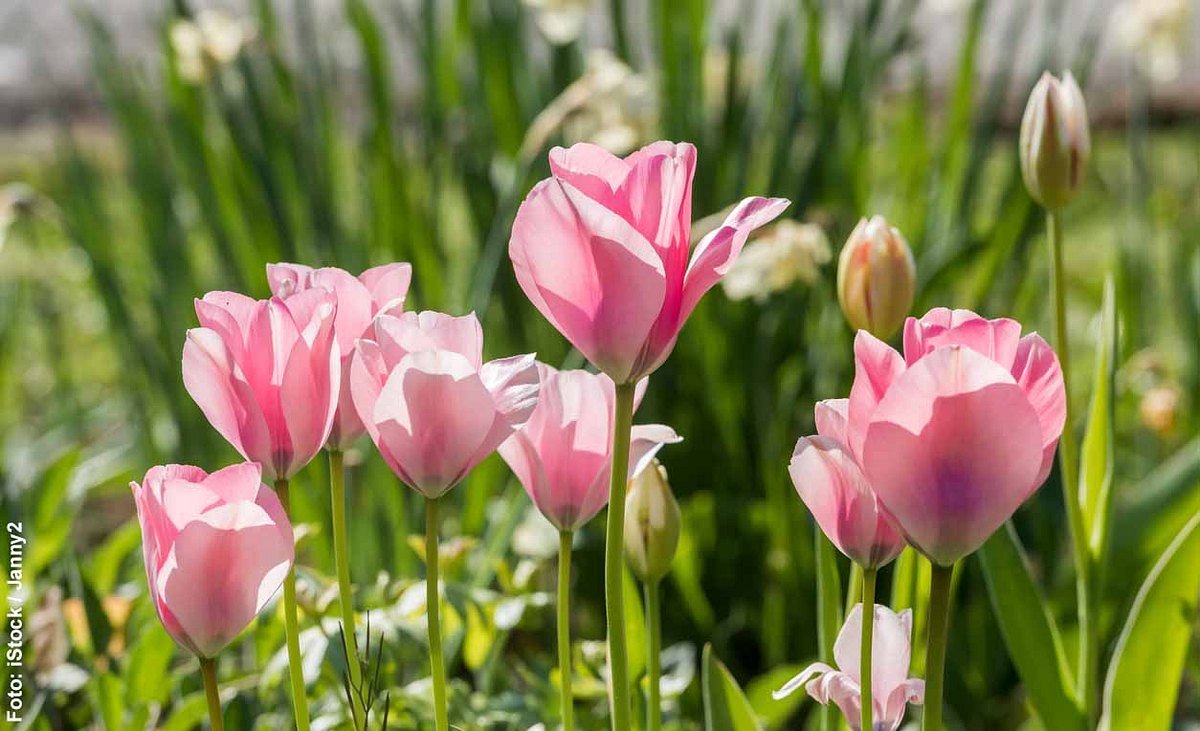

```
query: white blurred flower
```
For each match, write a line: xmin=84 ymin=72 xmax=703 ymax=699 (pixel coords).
xmin=1112 ymin=0 xmax=1192 ymax=83
xmin=512 ymin=506 xmax=561 ymax=560
xmin=722 ymin=219 xmax=831 ymax=302
xmin=522 ymin=49 xmax=656 ymax=158
xmin=523 ymin=0 xmax=592 ymax=45
xmin=169 ymin=9 xmax=257 ymax=83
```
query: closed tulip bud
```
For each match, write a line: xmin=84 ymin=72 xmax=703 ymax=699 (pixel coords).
xmin=837 ymin=216 xmax=916 ymax=340
xmin=623 ymin=459 xmax=681 ymax=583
xmin=1020 ymin=71 xmax=1090 ymax=210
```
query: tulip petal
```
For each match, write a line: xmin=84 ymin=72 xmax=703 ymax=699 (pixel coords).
xmin=182 ymin=328 xmax=252 ymax=459
xmin=1011 ymin=333 xmax=1067 ymax=484
xmin=814 ymin=399 xmax=850 ymax=445
xmin=882 ymin=679 xmax=925 ymax=731
xmin=847 ymin=331 xmax=906 ymax=459
xmin=870 ymin=607 xmax=915 ymax=708
xmin=790 ymin=437 xmax=903 ymax=568
xmin=629 ymin=424 xmax=683 ymax=481
xmin=360 ymin=262 xmax=413 ymax=313
xmin=510 ymin=177 xmax=666 ymax=383
xmin=903 ymin=309 xmax=1022 ymax=369
xmin=679 ymin=196 xmax=790 ymax=323
xmin=375 ymin=311 xmax=484 ymax=369
xmin=772 ymin=661 xmax=836 ymax=700
xmin=548 ymin=143 xmax=632 ymax=208
xmin=374 ymin=351 xmax=497 ymax=497
xmin=619 ymin=142 xmax=696 ymax=253
xmin=862 ymin=346 xmax=1045 ymax=564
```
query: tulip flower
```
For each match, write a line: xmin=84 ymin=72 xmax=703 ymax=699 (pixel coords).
xmin=182 ymin=289 xmax=340 ymax=731
xmin=1019 ymin=71 xmax=1090 ymax=211
xmin=790 ymin=398 xmax=906 ymax=729
xmin=350 ymin=310 xmax=538 ymax=731
xmin=183 ymin=289 xmax=340 ymax=482
xmin=266 ymin=262 xmax=411 ymax=722
xmin=850 ymin=307 xmax=1065 ymax=731
xmin=498 ymin=365 xmax=680 ymax=532
xmin=510 ymin=140 xmax=788 ymax=729
xmin=510 ymin=141 xmax=789 ymax=385
xmin=773 ymin=604 xmax=924 ymax=731
xmin=132 ymin=462 xmax=294 ymax=731
xmin=267 ymin=262 xmax=411 ymax=450
xmin=498 ymin=365 xmax=679 ymax=731
xmin=836 ymin=216 xmax=916 ymax=340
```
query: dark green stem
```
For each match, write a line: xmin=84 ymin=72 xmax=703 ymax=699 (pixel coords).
xmin=200 ymin=656 xmax=224 ymax=731
xmin=329 ymin=450 xmax=363 ymax=727
xmin=923 ymin=562 xmax=955 ymax=731
xmin=275 ymin=479 xmax=312 ymax=731
xmin=426 ymin=497 xmax=449 ymax=731
xmin=604 ymin=382 xmax=637 ymax=730
xmin=558 ymin=530 xmax=575 ymax=731
xmin=645 ymin=579 xmax=662 ymax=731
xmin=861 ymin=567 xmax=877 ymax=731
xmin=1048 ymin=209 xmax=1095 ymax=721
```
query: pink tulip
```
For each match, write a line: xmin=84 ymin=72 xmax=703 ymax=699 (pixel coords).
xmin=267 ymin=262 xmax=412 ymax=450
xmin=509 ymin=141 xmax=790 ymax=383
xmin=349 ymin=311 xmax=540 ymax=498
xmin=773 ymin=604 xmax=924 ymax=731
xmin=849 ymin=308 xmax=1066 ymax=565
xmin=131 ymin=462 xmax=294 ymax=659
xmin=789 ymin=399 xmax=905 ymax=568
xmin=182 ymin=289 xmax=340 ymax=481
xmin=497 ymin=364 xmax=682 ymax=531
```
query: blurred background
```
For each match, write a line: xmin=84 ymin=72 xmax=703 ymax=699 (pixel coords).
xmin=0 ymin=0 xmax=1197 ymax=728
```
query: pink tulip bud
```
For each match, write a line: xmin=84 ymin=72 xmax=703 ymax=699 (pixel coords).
xmin=266 ymin=262 xmax=412 ymax=450
xmin=774 ymin=604 xmax=924 ymax=731
xmin=183 ymin=289 xmax=341 ymax=481
xmin=790 ymin=400 xmax=905 ymax=569
xmin=1020 ymin=71 xmax=1090 ymax=210
xmin=498 ymin=364 xmax=681 ymax=531
xmin=510 ymin=141 xmax=790 ymax=384
xmin=131 ymin=462 xmax=294 ymax=658
xmin=836 ymin=216 xmax=916 ymax=340
xmin=846 ymin=308 xmax=1066 ymax=565
xmin=349 ymin=310 xmax=540 ymax=498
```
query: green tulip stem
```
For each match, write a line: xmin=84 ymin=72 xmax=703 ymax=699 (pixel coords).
xmin=200 ymin=656 xmax=224 ymax=731
xmin=860 ymin=567 xmax=877 ymax=731
xmin=645 ymin=578 xmax=663 ymax=731
xmin=425 ymin=496 xmax=449 ymax=731
xmin=1048 ymin=209 xmax=1095 ymax=719
xmin=923 ymin=562 xmax=955 ymax=731
xmin=605 ymin=381 xmax=637 ymax=730
xmin=329 ymin=450 xmax=363 ymax=727
xmin=558 ymin=530 xmax=576 ymax=731
xmin=275 ymin=479 xmax=312 ymax=731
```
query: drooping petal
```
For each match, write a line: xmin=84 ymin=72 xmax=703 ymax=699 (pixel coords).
xmin=678 ymin=196 xmax=790 ymax=323
xmin=628 ymin=424 xmax=683 ymax=481
xmin=510 ymin=177 xmax=667 ymax=383
xmin=861 ymin=346 xmax=1045 ymax=564
xmin=881 ymin=679 xmax=925 ymax=731
xmin=772 ymin=661 xmax=837 ymax=700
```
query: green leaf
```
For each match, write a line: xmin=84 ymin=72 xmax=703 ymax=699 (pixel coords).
xmin=1080 ymin=277 xmax=1117 ymax=559
xmin=978 ymin=523 xmax=1085 ymax=731
xmin=85 ymin=519 xmax=141 ymax=597
xmin=157 ymin=693 xmax=212 ymax=731
xmin=1100 ymin=511 xmax=1200 ymax=730
xmin=703 ymin=644 xmax=763 ymax=731
xmin=745 ymin=664 xmax=807 ymax=730
xmin=26 ymin=449 xmax=82 ymax=577
xmin=123 ymin=631 xmax=177 ymax=707
xmin=624 ymin=567 xmax=647 ymax=682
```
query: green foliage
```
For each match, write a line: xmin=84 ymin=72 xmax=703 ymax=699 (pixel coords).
xmin=703 ymin=645 xmax=762 ymax=731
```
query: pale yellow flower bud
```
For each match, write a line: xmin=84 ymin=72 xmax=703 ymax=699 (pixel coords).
xmin=836 ymin=216 xmax=916 ymax=340
xmin=623 ymin=460 xmax=681 ymax=584
xmin=1019 ymin=71 xmax=1090 ymax=210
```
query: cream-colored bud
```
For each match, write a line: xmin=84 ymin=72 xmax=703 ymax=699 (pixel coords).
xmin=836 ymin=216 xmax=916 ymax=340
xmin=623 ymin=460 xmax=681 ymax=583
xmin=1019 ymin=71 xmax=1090 ymax=210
